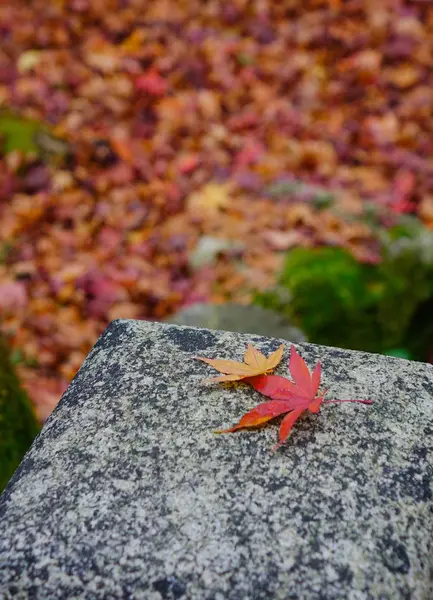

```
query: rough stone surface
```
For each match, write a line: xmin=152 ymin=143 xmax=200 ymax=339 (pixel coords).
xmin=0 ymin=320 xmax=432 ymax=600
xmin=166 ymin=302 xmax=306 ymax=341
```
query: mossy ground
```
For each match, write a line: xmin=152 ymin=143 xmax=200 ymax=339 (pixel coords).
xmin=0 ymin=338 xmax=40 ymax=491
xmin=255 ymin=225 xmax=433 ymax=361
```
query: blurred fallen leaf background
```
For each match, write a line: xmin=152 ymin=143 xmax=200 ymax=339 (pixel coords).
xmin=1 ymin=0 xmax=433 ymax=424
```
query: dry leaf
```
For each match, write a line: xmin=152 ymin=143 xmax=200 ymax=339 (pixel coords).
xmin=217 ymin=345 xmax=372 ymax=450
xmin=195 ymin=343 xmax=284 ymax=383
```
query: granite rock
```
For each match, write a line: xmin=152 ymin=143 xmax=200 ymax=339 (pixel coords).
xmin=0 ymin=320 xmax=432 ymax=599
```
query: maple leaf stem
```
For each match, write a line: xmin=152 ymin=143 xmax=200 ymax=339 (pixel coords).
xmin=322 ymin=399 xmax=373 ymax=405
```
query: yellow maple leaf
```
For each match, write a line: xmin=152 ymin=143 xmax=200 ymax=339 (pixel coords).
xmin=195 ymin=343 xmax=285 ymax=383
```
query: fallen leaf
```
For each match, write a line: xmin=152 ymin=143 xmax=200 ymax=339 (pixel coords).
xmin=418 ymin=195 xmax=433 ymax=226
xmin=385 ymin=64 xmax=422 ymax=89
xmin=17 ymin=50 xmax=42 ymax=73
xmin=262 ymin=230 xmax=304 ymax=251
xmin=217 ymin=345 xmax=372 ymax=450
xmin=121 ymin=29 xmax=145 ymax=54
xmin=195 ymin=343 xmax=284 ymax=383
xmin=178 ymin=153 xmax=200 ymax=175
xmin=186 ymin=182 xmax=232 ymax=217
xmin=135 ymin=69 xmax=168 ymax=96
xmin=0 ymin=281 xmax=28 ymax=313
xmin=110 ymin=135 xmax=134 ymax=163
xmin=85 ymin=42 xmax=121 ymax=74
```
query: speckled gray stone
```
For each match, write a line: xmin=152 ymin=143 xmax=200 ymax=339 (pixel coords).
xmin=0 ymin=320 xmax=432 ymax=600
xmin=166 ymin=302 xmax=306 ymax=341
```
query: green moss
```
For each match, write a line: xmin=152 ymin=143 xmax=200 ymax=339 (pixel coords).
xmin=0 ymin=111 xmax=43 ymax=154
xmin=0 ymin=338 xmax=40 ymax=491
xmin=0 ymin=111 xmax=70 ymax=164
xmin=256 ymin=247 xmax=383 ymax=352
xmin=255 ymin=224 xmax=433 ymax=360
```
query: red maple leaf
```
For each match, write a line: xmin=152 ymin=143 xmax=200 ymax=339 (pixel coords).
xmin=216 ymin=345 xmax=372 ymax=451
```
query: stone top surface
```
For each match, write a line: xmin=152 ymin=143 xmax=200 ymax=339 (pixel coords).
xmin=0 ymin=320 xmax=432 ymax=600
